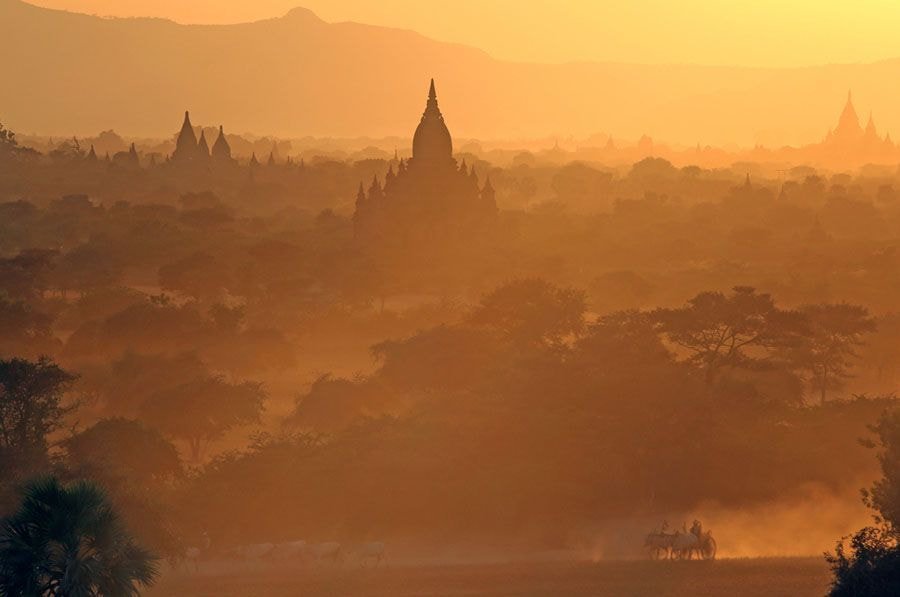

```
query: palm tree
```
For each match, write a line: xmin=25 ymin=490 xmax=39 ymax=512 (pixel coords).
xmin=0 ymin=477 xmax=158 ymax=596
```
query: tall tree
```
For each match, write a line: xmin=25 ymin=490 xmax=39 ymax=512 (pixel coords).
xmin=653 ymin=286 xmax=805 ymax=384
xmin=863 ymin=408 xmax=900 ymax=534
xmin=0 ymin=296 xmax=56 ymax=359
xmin=63 ymin=419 xmax=184 ymax=560
xmin=0 ymin=358 xmax=74 ymax=506
xmin=140 ymin=376 xmax=266 ymax=462
xmin=0 ymin=121 xmax=18 ymax=161
xmin=468 ymin=278 xmax=586 ymax=349
xmin=827 ymin=407 xmax=900 ymax=596
xmin=0 ymin=477 xmax=158 ymax=596
xmin=790 ymin=303 xmax=877 ymax=403
xmin=0 ymin=249 xmax=57 ymax=301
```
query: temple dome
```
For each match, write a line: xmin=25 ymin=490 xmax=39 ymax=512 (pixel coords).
xmin=412 ymin=79 xmax=453 ymax=163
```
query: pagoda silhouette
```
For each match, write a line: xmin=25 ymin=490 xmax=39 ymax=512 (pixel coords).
xmin=171 ymin=111 xmax=234 ymax=166
xmin=352 ymin=79 xmax=497 ymax=248
xmin=819 ymin=91 xmax=895 ymax=162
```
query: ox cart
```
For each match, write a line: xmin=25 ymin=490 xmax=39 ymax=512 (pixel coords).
xmin=645 ymin=521 xmax=717 ymax=560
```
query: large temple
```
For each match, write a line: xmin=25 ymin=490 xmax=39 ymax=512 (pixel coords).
xmin=352 ymin=80 xmax=497 ymax=247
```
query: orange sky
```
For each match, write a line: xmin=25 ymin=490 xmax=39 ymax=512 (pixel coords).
xmin=27 ymin=0 xmax=900 ymax=67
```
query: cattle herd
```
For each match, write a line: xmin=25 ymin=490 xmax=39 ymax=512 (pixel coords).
xmin=184 ymin=537 xmax=387 ymax=571
xmin=180 ymin=521 xmax=717 ymax=572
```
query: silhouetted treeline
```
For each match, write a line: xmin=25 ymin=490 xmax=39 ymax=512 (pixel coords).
xmin=2 ymin=121 xmax=900 ymax=556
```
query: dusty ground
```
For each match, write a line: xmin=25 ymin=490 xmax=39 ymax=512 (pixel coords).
xmin=148 ymin=557 xmax=831 ymax=597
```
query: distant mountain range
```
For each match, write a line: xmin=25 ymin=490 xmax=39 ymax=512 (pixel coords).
xmin=4 ymin=0 xmax=900 ymax=147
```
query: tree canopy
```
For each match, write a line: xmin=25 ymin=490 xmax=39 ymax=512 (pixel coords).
xmin=0 ymin=477 xmax=158 ymax=596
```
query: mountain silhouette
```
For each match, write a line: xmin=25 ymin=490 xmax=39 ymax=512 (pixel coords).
xmin=4 ymin=0 xmax=900 ymax=146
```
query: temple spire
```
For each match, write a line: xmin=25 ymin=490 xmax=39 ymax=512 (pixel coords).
xmin=197 ymin=131 xmax=210 ymax=157
xmin=425 ymin=78 xmax=439 ymax=113
xmin=482 ymin=175 xmax=496 ymax=206
xmin=412 ymin=78 xmax=453 ymax=162
xmin=173 ymin=110 xmax=199 ymax=162
xmin=212 ymin=125 xmax=232 ymax=162
xmin=834 ymin=90 xmax=862 ymax=140
xmin=865 ymin=111 xmax=878 ymax=137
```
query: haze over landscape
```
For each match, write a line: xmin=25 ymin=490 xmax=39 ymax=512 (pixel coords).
xmin=5 ymin=0 xmax=900 ymax=146
xmin=3 ymin=2 xmax=900 ymax=596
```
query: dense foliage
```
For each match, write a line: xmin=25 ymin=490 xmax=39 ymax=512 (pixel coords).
xmin=0 ymin=477 xmax=158 ymax=596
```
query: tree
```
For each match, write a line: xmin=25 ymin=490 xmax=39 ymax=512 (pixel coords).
xmin=827 ymin=526 xmax=900 ymax=597
xmin=468 ymin=278 xmax=586 ymax=349
xmin=0 ymin=358 xmax=75 ymax=505
xmin=551 ymin=163 xmax=613 ymax=209
xmin=862 ymin=408 xmax=900 ymax=534
xmin=54 ymin=242 xmax=124 ymax=296
xmin=81 ymin=352 xmax=209 ymax=417
xmin=48 ymin=137 xmax=86 ymax=163
xmin=653 ymin=287 xmax=805 ymax=384
xmin=372 ymin=325 xmax=500 ymax=392
xmin=0 ymin=121 xmax=18 ymax=161
xmin=790 ymin=304 xmax=877 ymax=403
xmin=0 ymin=249 xmax=58 ymax=301
xmin=209 ymin=302 xmax=245 ymax=334
xmin=140 ymin=376 xmax=266 ymax=462
xmin=63 ymin=419 xmax=183 ymax=561
xmin=65 ymin=300 xmax=209 ymax=359
xmin=863 ymin=314 xmax=900 ymax=388
xmin=0 ymin=295 xmax=57 ymax=359
xmin=826 ymin=407 xmax=900 ymax=596
xmin=573 ymin=310 xmax=677 ymax=377
xmin=627 ymin=157 xmax=679 ymax=187
xmin=0 ymin=477 xmax=158 ymax=596
xmin=63 ymin=418 xmax=182 ymax=487
xmin=286 ymin=374 xmax=387 ymax=433
xmin=158 ymin=252 xmax=231 ymax=302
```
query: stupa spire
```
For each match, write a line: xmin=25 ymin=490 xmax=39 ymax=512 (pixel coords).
xmin=834 ymin=90 xmax=862 ymax=140
xmin=173 ymin=110 xmax=199 ymax=162
xmin=212 ymin=125 xmax=232 ymax=162
xmin=197 ymin=130 xmax=210 ymax=157
xmin=865 ymin=111 xmax=878 ymax=137
xmin=412 ymin=78 xmax=453 ymax=162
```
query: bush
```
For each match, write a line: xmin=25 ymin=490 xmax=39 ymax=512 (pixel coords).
xmin=827 ymin=526 xmax=900 ymax=597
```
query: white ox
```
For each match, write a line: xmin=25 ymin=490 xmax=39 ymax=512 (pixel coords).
xmin=671 ymin=531 xmax=700 ymax=559
xmin=235 ymin=542 xmax=276 ymax=560
xmin=352 ymin=542 xmax=386 ymax=567
xmin=310 ymin=541 xmax=343 ymax=564
xmin=269 ymin=540 xmax=307 ymax=561
xmin=184 ymin=532 xmax=210 ymax=571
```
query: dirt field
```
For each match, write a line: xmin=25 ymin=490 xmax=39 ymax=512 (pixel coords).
xmin=148 ymin=557 xmax=831 ymax=597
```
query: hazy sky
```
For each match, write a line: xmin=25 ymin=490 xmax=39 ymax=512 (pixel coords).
xmin=27 ymin=0 xmax=900 ymax=67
